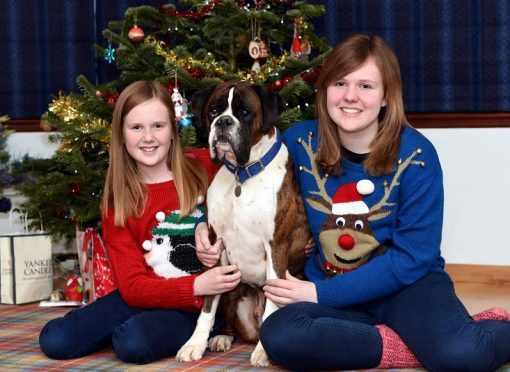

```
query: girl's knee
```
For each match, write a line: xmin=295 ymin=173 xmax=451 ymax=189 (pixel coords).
xmin=113 ymin=309 xmax=200 ymax=364
xmin=260 ymin=305 xmax=296 ymax=343
xmin=112 ymin=320 xmax=152 ymax=364
xmin=260 ymin=304 xmax=309 ymax=362
xmin=427 ymin=340 xmax=494 ymax=372
xmin=39 ymin=318 xmax=76 ymax=359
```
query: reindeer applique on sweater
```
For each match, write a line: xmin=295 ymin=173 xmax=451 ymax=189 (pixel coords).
xmin=142 ymin=206 xmax=205 ymax=278
xmin=297 ymin=130 xmax=424 ymax=277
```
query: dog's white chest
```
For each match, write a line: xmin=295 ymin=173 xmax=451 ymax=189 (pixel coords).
xmin=207 ymin=147 xmax=288 ymax=286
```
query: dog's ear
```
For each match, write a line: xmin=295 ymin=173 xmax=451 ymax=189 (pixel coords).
xmin=191 ymin=87 xmax=215 ymax=145
xmin=252 ymin=85 xmax=286 ymax=133
xmin=191 ymin=87 xmax=215 ymax=128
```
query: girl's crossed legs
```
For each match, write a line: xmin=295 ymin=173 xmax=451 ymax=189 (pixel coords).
xmin=260 ymin=271 xmax=510 ymax=371
xmin=39 ymin=290 xmax=199 ymax=364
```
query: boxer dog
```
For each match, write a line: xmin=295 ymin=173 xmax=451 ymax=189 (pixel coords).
xmin=176 ymin=80 xmax=310 ymax=367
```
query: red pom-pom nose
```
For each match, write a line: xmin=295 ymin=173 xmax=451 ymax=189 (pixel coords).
xmin=338 ymin=234 xmax=355 ymax=250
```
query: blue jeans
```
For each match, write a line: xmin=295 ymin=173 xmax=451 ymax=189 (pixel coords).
xmin=260 ymin=271 xmax=510 ymax=371
xmin=39 ymin=290 xmax=200 ymax=364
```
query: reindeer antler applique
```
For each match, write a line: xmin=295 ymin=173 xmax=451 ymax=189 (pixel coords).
xmin=297 ymin=131 xmax=424 ymax=277
xmin=368 ymin=148 xmax=424 ymax=220
xmin=296 ymin=132 xmax=332 ymax=214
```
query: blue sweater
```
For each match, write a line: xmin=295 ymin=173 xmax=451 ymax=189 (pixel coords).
xmin=284 ymin=120 xmax=446 ymax=308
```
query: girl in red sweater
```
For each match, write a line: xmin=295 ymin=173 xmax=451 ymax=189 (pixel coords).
xmin=39 ymin=81 xmax=240 ymax=364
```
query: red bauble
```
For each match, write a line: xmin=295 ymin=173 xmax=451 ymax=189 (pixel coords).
xmin=64 ymin=274 xmax=83 ymax=302
xmin=166 ymin=80 xmax=181 ymax=94
xmin=188 ymin=67 xmax=204 ymax=80
xmin=283 ymin=76 xmax=293 ymax=85
xmin=271 ymin=80 xmax=283 ymax=90
xmin=300 ymin=67 xmax=320 ymax=82
xmin=128 ymin=26 xmax=145 ymax=42
xmin=105 ymin=92 xmax=119 ymax=105
xmin=69 ymin=181 xmax=82 ymax=195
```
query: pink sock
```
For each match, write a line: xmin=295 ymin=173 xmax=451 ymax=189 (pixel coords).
xmin=374 ymin=308 xmax=509 ymax=368
xmin=472 ymin=307 xmax=510 ymax=322
xmin=375 ymin=325 xmax=422 ymax=368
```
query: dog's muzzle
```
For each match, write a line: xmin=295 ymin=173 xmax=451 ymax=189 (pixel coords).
xmin=216 ymin=115 xmax=235 ymax=132
xmin=210 ymin=115 xmax=239 ymax=162
xmin=211 ymin=115 xmax=238 ymax=146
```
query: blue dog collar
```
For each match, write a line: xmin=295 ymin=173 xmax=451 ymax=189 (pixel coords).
xmin=223 ymin=129 xmax=283 ymax=184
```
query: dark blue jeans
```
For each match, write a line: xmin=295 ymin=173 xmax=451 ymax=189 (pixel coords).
xmin=39 ymin=290 xmax=200 ymax=364
xmin=260 ymin=271 xmax=510 ymax=371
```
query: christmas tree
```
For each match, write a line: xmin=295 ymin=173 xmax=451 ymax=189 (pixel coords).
xmin=16 ymin=0 xmax=329 ymax=244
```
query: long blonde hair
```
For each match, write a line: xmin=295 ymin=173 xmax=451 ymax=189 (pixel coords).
xmin=101 ymin=80 xmax=208 ymax=226
xmin=315 ymin=34 xmax=406 ymax=176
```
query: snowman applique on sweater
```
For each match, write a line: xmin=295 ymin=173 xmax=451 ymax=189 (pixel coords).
xmin=142 ymin=206 xmax=205 ymax=278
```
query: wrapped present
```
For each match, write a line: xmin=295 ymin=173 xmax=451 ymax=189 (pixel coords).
xmin=76 ymin=228 xmax=116 ymax=303
xmin=64 ymin=274 xmax=83 ymax=302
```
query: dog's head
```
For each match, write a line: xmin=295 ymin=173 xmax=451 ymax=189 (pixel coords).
xmin=192 ymin=81 xmax=285 ymax=166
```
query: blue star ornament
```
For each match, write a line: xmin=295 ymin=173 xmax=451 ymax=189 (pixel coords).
xmin=104 ymin=42 xmax=116 ymax=63
xmin=178 ymin=115 xmax=193 ymax=127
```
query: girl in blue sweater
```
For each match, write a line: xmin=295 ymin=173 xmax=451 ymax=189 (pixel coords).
xmin=256 ymin=34 xmax=510 ymax=370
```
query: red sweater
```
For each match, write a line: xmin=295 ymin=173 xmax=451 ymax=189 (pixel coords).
xmin=102 ymin=150 xmax=218 ymax=311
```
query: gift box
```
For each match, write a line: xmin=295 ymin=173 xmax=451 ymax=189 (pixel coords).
xmin=0 ymin=209 xmax=53 ymax=304
xmin=76 ymin=228 xmax=116 ymax=303
xmin=0 ymin=234 xmax=53 ymax=304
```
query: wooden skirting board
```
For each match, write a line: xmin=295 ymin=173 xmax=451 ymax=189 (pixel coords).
xmin=445 ymin=264 xmax=510 ymax=286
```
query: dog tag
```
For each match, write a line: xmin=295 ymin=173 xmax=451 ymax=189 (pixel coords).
xmin=234 ymin=172 xmax=242 ymax=197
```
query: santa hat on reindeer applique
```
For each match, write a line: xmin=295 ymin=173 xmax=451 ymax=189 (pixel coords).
xmin=331 ymin=180 xmax=375 ymax=215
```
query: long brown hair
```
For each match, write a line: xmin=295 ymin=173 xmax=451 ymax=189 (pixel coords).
xmin=315 ymin=34 xmax=406 ymax=176
xmin=101 ymin=80 xmax=208 ymax=226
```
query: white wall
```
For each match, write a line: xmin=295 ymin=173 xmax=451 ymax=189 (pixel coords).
xmin=4 ymin=129 xmax=510 ymax=265
xmin=420 ymin=128 xmax=510 ymax=265
xmin=3 ymin=133 xmax=63 ymax=252
xmin=7 ymin=132 xmax=59 ymax=159
xmin=1 ymin=133 xmax=58 ymax=236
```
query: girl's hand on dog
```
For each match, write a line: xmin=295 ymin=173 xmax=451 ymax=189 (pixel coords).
xmin=194 ymin=265 xmax=241 ymax=296
xmin=263 ymin=270 xmax=317 ymax=306
xmin=195 ymin=222 xmax=223 ymax=267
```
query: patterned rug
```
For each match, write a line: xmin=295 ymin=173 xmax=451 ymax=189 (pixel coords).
xmin=1 ymin=303 xmax=508 ymax=371
xmin=0 ymin=303 xmax=282 ymax=371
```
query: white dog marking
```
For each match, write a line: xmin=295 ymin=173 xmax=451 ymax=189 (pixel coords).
xmin=208 ymin=88 xmax=241 ymax=164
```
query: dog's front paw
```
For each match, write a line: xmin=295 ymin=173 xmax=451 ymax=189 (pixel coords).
xmin=250 ymin=342 xmax=271 ymax=367
xmin=208 ymin=335 xmax=234 ymax=352
xmin=176 ymin=340 xmax=207 ymax=362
